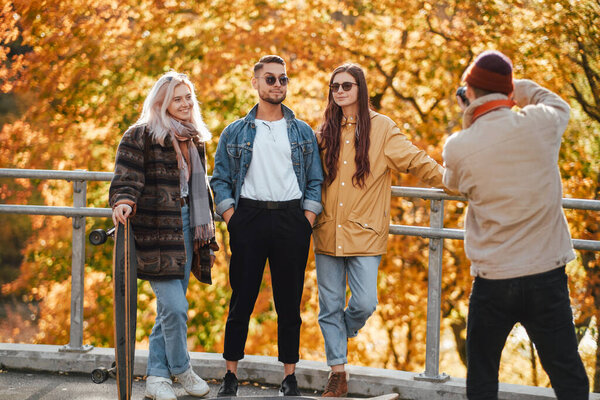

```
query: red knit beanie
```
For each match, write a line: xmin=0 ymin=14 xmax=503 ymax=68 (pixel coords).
xmin=463 ymin=50 xmax=514 ymax=95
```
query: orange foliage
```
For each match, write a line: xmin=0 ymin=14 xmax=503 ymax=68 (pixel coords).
xmin=0 ymin=0 xmax=599 ymax=390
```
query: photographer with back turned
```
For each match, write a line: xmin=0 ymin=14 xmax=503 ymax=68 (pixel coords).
xmin=443 ymin=50 xmax=589 ymax=399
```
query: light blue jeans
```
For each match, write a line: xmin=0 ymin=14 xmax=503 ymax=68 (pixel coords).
xmin=146 ymin=205 xmax=192 ymax=378
xmin=315 ymin=254 xmax=381 ymax=366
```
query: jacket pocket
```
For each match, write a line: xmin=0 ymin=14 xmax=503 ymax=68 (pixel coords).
xmin=137 ymin=254 xmax=161 ymax=274
xmin=348 ymin=216 xmax=385 ymax=236
xmin=226 ymin=144 xmax=243 ymax=174
xmin=290 ymin=140 xmax=313 ymax=165
xmin=226 ymin=209 xmax=238 ymax=232
xmin=313 ymin=215 xmax=331 ymax=230
xmin=312 ymin=216 xmax=334 ymax=252
xmin=299 ymin=140 xmax=313 ymax=155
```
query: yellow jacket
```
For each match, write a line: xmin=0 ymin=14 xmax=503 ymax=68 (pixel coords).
xmin=313 ymin=111 xmax=444 ymax=256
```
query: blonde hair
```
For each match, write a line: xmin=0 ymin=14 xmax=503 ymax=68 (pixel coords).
xmin=134 ymin=71 xmax=211 ymax=145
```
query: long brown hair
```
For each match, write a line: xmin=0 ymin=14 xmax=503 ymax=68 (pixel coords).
xmin=319 ymin=64 xmax=371 ymax=188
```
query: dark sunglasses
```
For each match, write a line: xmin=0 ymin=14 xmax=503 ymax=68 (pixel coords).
xmin=329 ymin=82 xmax=358 ymax=92
xmin=259 ymin=75 xmax=289 ymax=86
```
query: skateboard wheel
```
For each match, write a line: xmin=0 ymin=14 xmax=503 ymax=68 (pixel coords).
xmin=89 ymin=229 xmax=108 ymax=245
xmin=91 ymin=367 xmax=109 ymax=384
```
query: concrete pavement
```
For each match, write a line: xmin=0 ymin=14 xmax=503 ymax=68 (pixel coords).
xmin=2 ymin=343 xmax=598 ymax=399
xmin=0 ymin=368 xmax=321 ymax=400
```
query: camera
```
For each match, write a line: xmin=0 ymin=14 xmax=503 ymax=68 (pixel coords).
xmin=456 ymin=86 xmax=469 ymax=106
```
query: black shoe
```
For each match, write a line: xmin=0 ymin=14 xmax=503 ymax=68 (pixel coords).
xmin=279 ymin=373 xmax=300 ymax=396
xmin=217 ymin=370 xmax=238 ymax=397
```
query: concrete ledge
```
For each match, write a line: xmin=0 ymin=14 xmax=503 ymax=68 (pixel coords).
xmin=1 ymin=343 xmax=598 ymax=400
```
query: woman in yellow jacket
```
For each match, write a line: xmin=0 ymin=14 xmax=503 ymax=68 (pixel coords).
xmin=313 ymin=63 xmax=445 ymax=396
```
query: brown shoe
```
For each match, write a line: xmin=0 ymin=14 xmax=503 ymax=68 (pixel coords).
xmin=322 ymin=371 xmax=348 ymax=397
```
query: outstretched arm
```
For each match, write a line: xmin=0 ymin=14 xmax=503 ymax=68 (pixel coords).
xmin=384 ymin=124 xmax=445 ymax=189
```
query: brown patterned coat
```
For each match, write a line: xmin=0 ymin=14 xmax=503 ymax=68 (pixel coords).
xmin=109 ymin=124 xmax=215 ymax=281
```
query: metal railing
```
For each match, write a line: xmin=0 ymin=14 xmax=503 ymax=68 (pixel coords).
xmin=1 ymin=169 xmax=112 ymax=353
xmin=1 ymin=168 xmax=599 ymax=382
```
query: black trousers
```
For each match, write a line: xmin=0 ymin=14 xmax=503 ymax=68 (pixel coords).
xmin=466 ymin=266 xmax=589 ymax=399
xmin=223 ymin=199 xmax=312 ymax=364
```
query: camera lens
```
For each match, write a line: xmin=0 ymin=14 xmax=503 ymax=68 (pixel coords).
xmin=456 ymin=86 xmax=469 ymax=106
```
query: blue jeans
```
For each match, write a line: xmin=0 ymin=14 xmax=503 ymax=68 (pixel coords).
xmin=315 ymin=254 xmax=381 ymax=366
xmin=466 ymin=266 xmax=589 ymax=399
xmin=146 ymin=205 xmax=192 ymax=378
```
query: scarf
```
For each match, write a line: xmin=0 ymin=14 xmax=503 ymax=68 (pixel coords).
xmin=168 ymin=118 xmax=215 ymax=246
xmin=471 ymin=99 xmax=516 ymax=124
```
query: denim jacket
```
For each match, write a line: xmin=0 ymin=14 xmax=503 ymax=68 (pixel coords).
xmin=211 ymin=103 xmax=323 ymax=216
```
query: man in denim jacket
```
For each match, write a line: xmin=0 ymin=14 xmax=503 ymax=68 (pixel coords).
xmin=211 ymin=55 xmax=323 ymax=397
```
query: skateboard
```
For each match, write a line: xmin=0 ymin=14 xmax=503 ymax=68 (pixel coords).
xmin=90 ymin=221 xmax=137 ymax=400
xmin=113 ymin=220 xmax=137 ymax=400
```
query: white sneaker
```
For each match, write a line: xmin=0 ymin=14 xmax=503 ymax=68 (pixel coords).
xmin=174 ymin=367 xmax=210 ymax=397
xmin=145 ymin=376 xmax=177 ymax=400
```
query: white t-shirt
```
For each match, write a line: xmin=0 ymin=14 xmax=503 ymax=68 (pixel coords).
xmin=240 ymin=118 xmax=302 ymax=201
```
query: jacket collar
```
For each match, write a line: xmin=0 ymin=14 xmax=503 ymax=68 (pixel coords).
xmin=462 ymin=93 xmax=509 ymax=129
xmin=244 ymin=103 xmax=296 ymax=124
xmin=340 ymin=110 xmax=378 ymax=130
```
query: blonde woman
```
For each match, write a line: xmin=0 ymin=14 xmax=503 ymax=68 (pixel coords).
xmin=109 ymin=71 xmax=217 ymax=400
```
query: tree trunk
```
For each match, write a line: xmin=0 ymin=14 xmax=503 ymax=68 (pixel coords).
xmin=450 ymin=316 xmax=467 ymax=368
xmin=381 ymin=310 xmax=401 ymax=369
xmin=403 ymin=319 xmax=413 ymax=370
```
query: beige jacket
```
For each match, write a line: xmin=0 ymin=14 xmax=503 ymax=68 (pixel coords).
xmin=313 ymin=111 xmax=445 ymax=256
xmin=443 ymin=79 xmax=575 ymax=279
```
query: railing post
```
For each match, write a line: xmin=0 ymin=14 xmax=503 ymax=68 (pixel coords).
xmin=415 ymin=199 xmax=449 ymax=382
xmin=60 ymin=173 xmax=93 ymax=352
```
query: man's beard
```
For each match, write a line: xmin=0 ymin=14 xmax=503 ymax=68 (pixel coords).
xmin=260 ymin=92 xmax=286 ymax=105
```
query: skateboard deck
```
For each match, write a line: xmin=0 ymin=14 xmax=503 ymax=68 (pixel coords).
xmin=113 ymin=220 xmax=137 ymax=400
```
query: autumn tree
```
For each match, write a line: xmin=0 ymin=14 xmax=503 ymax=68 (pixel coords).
xmin=1 ymin=0 xmax=599 ymax=390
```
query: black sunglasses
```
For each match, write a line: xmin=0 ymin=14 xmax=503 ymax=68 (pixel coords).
xmin=258 ymin=75 xmax=289 ymax=86
xmin=329 ymin=82 xmax=358 ymax=92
